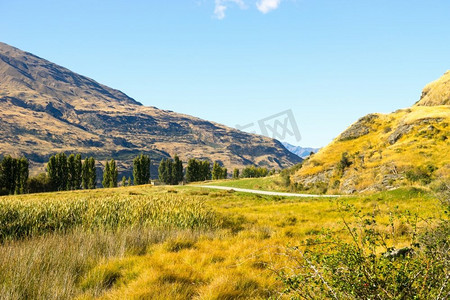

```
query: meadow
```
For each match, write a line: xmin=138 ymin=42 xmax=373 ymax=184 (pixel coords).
xmin=0 ymin=183 xmax=447 ymax=299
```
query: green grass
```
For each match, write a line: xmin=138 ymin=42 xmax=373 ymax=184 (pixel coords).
xmin=201 ymin=176 xmax=287 ymax=191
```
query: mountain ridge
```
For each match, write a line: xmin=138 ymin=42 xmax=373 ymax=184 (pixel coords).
xmin=0 ymin=42 xmax=302 ymax=176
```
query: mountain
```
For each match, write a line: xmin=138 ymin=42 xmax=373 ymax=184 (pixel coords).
xmin=293 ymin=71 xmax=450 ymax=194
xmin=281 ymin=142 xmax=320 ymax=158
xmin=0 ymin=42 xmax=302 ymax=176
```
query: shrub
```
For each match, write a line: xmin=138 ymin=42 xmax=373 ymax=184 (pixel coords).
xmin=405 ymin=164 xmax=437 ymax=185
xmin=273 ymin=207 xmax=449 ymax=299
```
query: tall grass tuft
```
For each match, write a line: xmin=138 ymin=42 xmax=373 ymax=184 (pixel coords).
xmin=0 ymin=194 xmax=219 ymax=241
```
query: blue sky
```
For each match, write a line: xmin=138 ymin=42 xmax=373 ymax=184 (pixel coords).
xmin=1 ymin=0 xmax=449 ymax=147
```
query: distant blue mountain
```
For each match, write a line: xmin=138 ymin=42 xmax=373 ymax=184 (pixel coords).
xmin=281 ymin=142 xmax=320 ymax=159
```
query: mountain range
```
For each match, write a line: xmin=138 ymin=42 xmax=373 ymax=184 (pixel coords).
xmin=0 ymin=42 xmax=302 ymax=176
xmin=281 ymin=142 xmax=320 ymax=159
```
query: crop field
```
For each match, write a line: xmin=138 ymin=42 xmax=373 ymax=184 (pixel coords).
xmin=0 ymin=184 xmax=447 ymax=299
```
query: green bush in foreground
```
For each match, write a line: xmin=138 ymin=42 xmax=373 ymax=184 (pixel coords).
xmin=0 ymin=194 xmax=219 ymax=241
xmin=274 ymin=206 xmax=449 ymax=299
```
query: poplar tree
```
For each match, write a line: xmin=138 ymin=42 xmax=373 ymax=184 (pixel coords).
xmin=82 ymin=157 xmax=96 ymax=189
xmin=233 ymin=168 xmax=240 ymax=179
xmin=173 ymin=155 xmax=184 ymax=184
xmin=87 ymin=157 xmax=97 ymax=189
xmin=67 ymin=154 xmax=76 ymax=190
xmin=17 ymin=157 xmax=29 ymax=194
xmin=109 ymin=159 xmax=118 ymax=188
xmin=133 ymin=154 xmax=150 ymax=185
xmin=0 ymin=156 xmax=29 ymax=194
xmin=102 ymin=160 xmax=111 ymax=188
xmin=74 ymin=154 xmax=82 ymax=189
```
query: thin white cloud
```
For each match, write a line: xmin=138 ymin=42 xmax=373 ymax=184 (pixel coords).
xmin=256 ymin=0 xmax=281 ymax=14
xmin=214 ymin=0 xmax=246 ymax=20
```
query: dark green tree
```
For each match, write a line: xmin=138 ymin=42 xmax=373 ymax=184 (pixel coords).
xmin=82 ymin=157 xmax=97 ymax=189
xmin=82 ymin=158 xmax=89 ymax=189
xmin=47 ymin=153 xmax=68 ymax=191
xmin=87 ymin=157 xmax=97 ymax=189
xmin=133 ymin=154 xmax=150 ymax=185
xmin=173 ymin=155 xmax=184 ymax=184
xmin=17 ymin=157 xmax=29 ymax=194
xmin=158 ymin=158 xmax=168 ymax=183
xmin=221 ymin=167 xmax=228 ymax=179
xmin=27 ymin=173 xmax=52 ymax=194
xmin=212 ymin=161 xmax=221 ymax=180
xmin=121 ymin=176 xmax=127 ymax=187
xmin=109 ymin=159 xmax=118 ymax=188
xmin=67 ymin=154 xmax=76 ymax=190
xmin=186 ymin=159 xmax=211 ymax=182
xmin=1 ymin=156 xmax=16 ymax=194
xmin=200 ymin=160 xmax=211 ymax=181
xmin=241 ymin=166 xmax=269 ymax=178
xmin=102 ymin=160 xmax=111 ymax=188
xmin=0 ymin=156 xmax=29 ymax=195
xmin=47 ymin=155 xmax=58 ymax=191
xmin=212 ymin=161 xmax=227 ymax=180
xmin=186 ymin=159 xmax=199 ymax=182
xmin=233 ymin=168 xmax=240 ymax=179
xmin=74 ymin=154 xmax=82 ymax=189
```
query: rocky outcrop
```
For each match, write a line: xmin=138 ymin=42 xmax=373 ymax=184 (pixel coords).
xmin=338 ymin=114 xmax=379 ymax=141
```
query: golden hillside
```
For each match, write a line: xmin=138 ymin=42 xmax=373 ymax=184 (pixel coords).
xmin=294 ymin=72 xmax=450 ymax=194
xmin=416 ymin=70 xmax=450 ymax=106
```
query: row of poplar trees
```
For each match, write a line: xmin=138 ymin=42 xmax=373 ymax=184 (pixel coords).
xmin=158 ymin=155 xmax=184 ymax=185
xmin=158 ymin=157 xmax=229 ymax=185
xmin=48 ymin=153 xmax=152 ymax=190
xmin=0 ymin=156 xmax=29 ymax=195
xmin=47 ymin=153 xmax=97 ymax=191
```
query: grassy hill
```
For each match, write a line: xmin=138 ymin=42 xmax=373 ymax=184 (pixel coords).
xmin=293 ymin=72 xmax=450 ymax=194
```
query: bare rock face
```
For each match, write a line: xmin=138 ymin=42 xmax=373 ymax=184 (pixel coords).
xmin=338 ymin=114 xmax=379 ymax=141
xmin=0 ymin=42 xmax=302 ymax=176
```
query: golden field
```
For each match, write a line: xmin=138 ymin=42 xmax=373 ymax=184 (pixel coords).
xmin=0 ymin=183 xmax=445 ymax=299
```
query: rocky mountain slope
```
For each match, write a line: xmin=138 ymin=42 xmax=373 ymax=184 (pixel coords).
xmin=294 ymin=71 xmax=450 ymax=194
xmin=0 ymin=42 xmax=301 ymax=176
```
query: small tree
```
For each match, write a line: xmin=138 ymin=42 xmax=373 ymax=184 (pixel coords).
xmin=121 ymin=176 xmax=127 ymax=187
xmin=212 ymin=161 xmax=227 ymax=180
xmin=337 ymin=152 xmax=352 ymax=174
xmin=212 ymin=162 xmax=221 ymax=180
xmin=233 ymin=168 xmax=240 ymax=179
